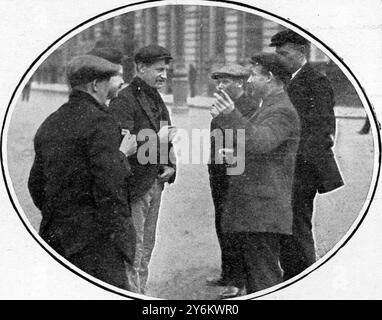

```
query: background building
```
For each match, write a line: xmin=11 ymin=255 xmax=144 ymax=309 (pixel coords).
xmin=33 ymin=4 xmax=360 ymax=106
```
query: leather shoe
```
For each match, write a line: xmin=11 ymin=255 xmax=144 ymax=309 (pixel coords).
xmin=219 ymin=286 xmax=246 ymax=299
xmin=206 ymin=276 xmax=227 ymax=286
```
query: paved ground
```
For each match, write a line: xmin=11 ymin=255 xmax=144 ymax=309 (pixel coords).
xmin=5 ymin=89 xmax=376 ymax=299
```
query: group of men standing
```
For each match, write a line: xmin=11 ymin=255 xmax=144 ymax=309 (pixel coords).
xmin=28 ymin=44 xmax=177 ymax=293
xmin=28 ymin=29 xmax=343 ymax=298
xmin=207 ymin=30 xmax=343 ymax=298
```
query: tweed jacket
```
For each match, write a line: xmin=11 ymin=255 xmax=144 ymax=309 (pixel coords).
xmin=208 ymin=93 xmax=259 ymax=198
xmin=215 ymin=91 xmax=300 ymax=235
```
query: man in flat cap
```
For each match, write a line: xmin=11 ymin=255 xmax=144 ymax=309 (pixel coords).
xmin=109 ymin=44 xmax=177 ymax=294
xmin=28 ymin=54 xmax=137 ymax=290
xmin=87 ymin=46 xmax=125 ymax=103
xmin=211 ymin=53 xmax=300 ymax=297
xmin=270 ymin=30 xmax=344 ymax=281
xmin=206 ymin=64 xmax=259 ymax=295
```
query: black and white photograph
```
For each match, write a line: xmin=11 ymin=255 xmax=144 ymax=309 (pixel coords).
xmin=0 ymin=0 xmax=381 ymax=300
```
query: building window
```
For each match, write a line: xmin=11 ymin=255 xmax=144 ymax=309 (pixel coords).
xmin=175 ymin=6 xmax=185 ymax=57
xmin=150 ymin=7 xmax=158 ymax=44
xmin=88 ymin=26 xmax=95 ymax=41
xmin=244 ymin=13 xmax=263 ymax=58
xmin=215 ymin=8 xmax=226 ymax=55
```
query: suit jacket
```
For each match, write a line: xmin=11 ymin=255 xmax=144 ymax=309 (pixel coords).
xmin=287 ymin=63 xmax=344 ymax=193
xmin=208 ymin=93 xmax=259 ymax=205
xmin=28 ymin=90 xmax=135 ymax=262
xmin=109 ymin=77 xmax=176 ymax=201
xmin=215 ymin=92 xmax=300 ymax=235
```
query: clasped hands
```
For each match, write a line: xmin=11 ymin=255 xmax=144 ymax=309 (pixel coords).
xmin=210 ymin=90 xmax=235 ymax=118
xmin=119 ymin=129 xmax=137 ymax=157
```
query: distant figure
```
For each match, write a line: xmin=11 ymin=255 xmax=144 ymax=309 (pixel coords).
xmin=22 ymin=78 xmax=32 ymax=101
xmin=188 ymin=64 xmax=197 ymax=97
xmin=359 ymin=118 xmax=371 ymax=134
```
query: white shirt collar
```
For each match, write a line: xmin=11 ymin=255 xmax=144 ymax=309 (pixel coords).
xmin=291 ymin=59 xmax=307 ymax=80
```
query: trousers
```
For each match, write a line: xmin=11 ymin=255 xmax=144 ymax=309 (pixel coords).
xmin=209 ymin=173 xmax=234 ymax=283
xmin=280 ymin=160 xmax=318 ymax=280
xmin=225 ymin=232 xmax=283 ymax=293
xmin=127 ymin=179 xmax=163 ymax=294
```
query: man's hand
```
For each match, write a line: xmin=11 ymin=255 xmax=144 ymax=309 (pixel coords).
xmin=119 ymin=130 xmax=137 ymax=157
xmin=158 ymin=165 xmax=175 ymax=183
xmin=210 ymin=105 xmax=220 ymax=118
xmin=213 ymin=90 xmax=235 ymax=115
xmin=158 ymin=125 xmax=178 ymax=144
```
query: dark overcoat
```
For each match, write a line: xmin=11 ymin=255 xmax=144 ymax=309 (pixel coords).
xmin=28 ymin=90 xmax=135 ymax=262
xmin=215 ymin=92 xmax=300 ymax=235
xmin=287 ymin=63 xmax=343 ymax=193
xmin=109 ymin=77 xmax=176 ymax=201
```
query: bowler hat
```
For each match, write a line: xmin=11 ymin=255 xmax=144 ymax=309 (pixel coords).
xmin=269 ymin=30 xmax=308 ymax=47
xmin=211 ymin=64 xmax=250 ymax=80
xmin=134 ymin=44 xmax=173 ymax=64
xmin=87 ymin=47 xmax=125 ymax=65
xmin=67 ymin=54 xmax=120 ymax=88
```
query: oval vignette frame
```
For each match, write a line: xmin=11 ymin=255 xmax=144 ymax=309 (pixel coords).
xmin=0 ymin=0 xmax=380 ymax=300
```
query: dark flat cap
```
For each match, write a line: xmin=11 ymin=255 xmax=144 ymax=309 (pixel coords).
xmin=269 ymin=30 xmax=308 ymax=47
xmin=134 ymin=44 xmax=173 ymax=64
xmin=87 ymin=47 xmax=124 ymax=65
xmin=211 ymin=64 xmax=250 ymax=80
xmin=250 ymin=53 xmax=291 ymax=84
xmin=67 ymin=55 xmax=120 ymax=87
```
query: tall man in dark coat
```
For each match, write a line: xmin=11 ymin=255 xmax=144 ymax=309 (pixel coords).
xmin=212 ymin=53 xmax=300 ymax=297
xmin=28 ymin=54 xmax=138 ymax=290
xmin=270 ymin=30 xmax=344 ymax=280
xmin=207 ymin=64 xmax=259 ymax=288
xmin=109 ymin=45 xmax=177 ymax=294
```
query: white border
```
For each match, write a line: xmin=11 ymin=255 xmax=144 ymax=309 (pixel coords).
xmin=1 ymin=0 xmax=381 ymax=300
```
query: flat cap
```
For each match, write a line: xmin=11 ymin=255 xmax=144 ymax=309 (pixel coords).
xmin=87 ymin=47 xmax=124 ymax=65
xmin=66 ymin=54 xmax=120 ymax=87
xmin=134 ymin=44 xmax=173 ymax=64
xmin=250 ymin=53 xmax=291 ymax=84
xmin=269 ymin=30 xmax=308 ymax=47
xmin=211 ymin=64 xmax=250 ymax=80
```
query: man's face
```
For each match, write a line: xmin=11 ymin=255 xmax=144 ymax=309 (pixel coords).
xmin=215 ymin=77 xmax=242 ymax=99
xmin=139 ymin=59 xmax=170 ymax=89
xmin=275 ymin=43 xmax=304 ymax=73
xmin=107 ymin=65 xmax=124 ymax=99
xmin=94 ymin=78 xmax=112 ymax=105
xmin=247 ymin=65 xmax=269 ymax=97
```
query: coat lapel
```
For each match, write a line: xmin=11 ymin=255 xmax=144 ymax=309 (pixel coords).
xmin=288 ymin=63 xmax=310 ymax=91
xmin=136 ymin=92 xmax=160 ymax=132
